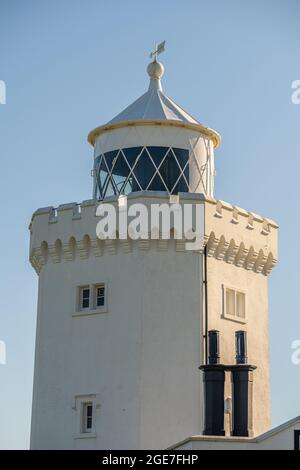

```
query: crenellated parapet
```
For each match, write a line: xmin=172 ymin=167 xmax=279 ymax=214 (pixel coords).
xmin=204 ymin=197 xmax=278 ymax=276
xmin=29 ymin=193 xmax=278 ymax=276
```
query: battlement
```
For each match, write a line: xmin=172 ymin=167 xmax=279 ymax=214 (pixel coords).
xmin=204 ymin=197 xmax=278 ymax=275
xmin=29 ymin=193 xmax=278 ymax=276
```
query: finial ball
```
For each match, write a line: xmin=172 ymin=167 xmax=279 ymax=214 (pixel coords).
xmin=147 ymin=60 xmax=164 ymax=80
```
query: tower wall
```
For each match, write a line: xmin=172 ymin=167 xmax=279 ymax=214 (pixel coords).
xmin=29 ymin=195 xmax=278 ymax=448
xmin=204 ymin=199 xmax=278 ymax=436
xmin=30 ymin=194 xmax=204 ymax=450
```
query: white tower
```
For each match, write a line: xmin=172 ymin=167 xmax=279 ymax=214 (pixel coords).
xmin=29 ymin=49 xmax=277 ymax=449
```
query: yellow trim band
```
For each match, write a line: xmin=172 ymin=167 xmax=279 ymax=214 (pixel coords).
xmin=87 ymin=119 xmax=221 ymax=148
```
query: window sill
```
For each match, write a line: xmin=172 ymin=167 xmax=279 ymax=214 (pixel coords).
xmin=222 ymin=314 xmax=247 ymax=324
xmin=72 ymin=308 xmax=108 ymax=318
xmin=73 ymin=432 xmax=97 ymax=439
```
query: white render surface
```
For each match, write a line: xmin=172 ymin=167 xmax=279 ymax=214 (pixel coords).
xmin=30 ymin=194 xmax=204 ymax=450
xmin=29 ymin=193 xmax=278 ymax=449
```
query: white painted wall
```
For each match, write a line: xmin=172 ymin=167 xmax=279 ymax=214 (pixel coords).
xmin=30 ymin=195 xmax=204 ymax=450
xmin=30 ymin=194 xmax=277 ymax=449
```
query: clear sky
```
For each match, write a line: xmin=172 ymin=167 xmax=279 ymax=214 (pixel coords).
xmin=0 ymin=0 xmax=300 ymax=449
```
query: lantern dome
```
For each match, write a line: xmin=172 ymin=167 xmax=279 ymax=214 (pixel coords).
xmin=88 ymin=55 xmax=220 ymax=200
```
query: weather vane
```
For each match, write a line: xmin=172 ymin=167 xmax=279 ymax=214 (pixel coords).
xmin=150 ymin=40 xmax=166 ymax=61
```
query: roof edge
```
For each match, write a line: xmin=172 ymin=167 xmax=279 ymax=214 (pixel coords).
xmin=169 ymin=415 xmax=300 ymax=449
xmin=87 ymin=119 xmax=221 ymax=149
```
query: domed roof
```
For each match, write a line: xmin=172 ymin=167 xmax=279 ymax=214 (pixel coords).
xmin=108 ymin=59 xmax=199 ymax=125
xmin=88 ymin=55 xmax=220 ymax=148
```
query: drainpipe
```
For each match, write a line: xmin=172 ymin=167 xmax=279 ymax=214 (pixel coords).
xmin=203 ymin=245 xmax=208 ymax=364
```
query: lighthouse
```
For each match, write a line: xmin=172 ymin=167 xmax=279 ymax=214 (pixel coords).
xmin=29 ymin=45 xmax=278 ymax=449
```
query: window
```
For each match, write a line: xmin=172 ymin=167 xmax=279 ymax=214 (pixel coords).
xmin=81 ymin=287 xmax=90 ymax=310
xmin=226 ymin=288 xmax=235 ymax=316
xmin=82 ymin=402 xmax=93 ymax=433
xmin=224 ymin=286 xmax=246 ymax=322
xmin=75 ymin=283 xmax=107 ymax=316
xmin=73 ymin=394 xmax=97 ymax=439
xmin=93 ymin=146 xmax=190 ymax=200
xmin=96 ymin=285 xmax=105 ymax=307
xmin=236 ymin=291 xmax=245 ymax=319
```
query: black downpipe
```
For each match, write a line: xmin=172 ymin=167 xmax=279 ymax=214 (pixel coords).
xmin=203 ymin=245 xmax=208 ymax=364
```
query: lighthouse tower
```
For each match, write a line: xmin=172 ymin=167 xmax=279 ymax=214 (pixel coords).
xmin=29 ymin=49 xmax=278 ymax=449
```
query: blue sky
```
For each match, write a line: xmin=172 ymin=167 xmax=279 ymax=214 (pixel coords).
xmin=0 ymin=0 xmax=300 ymax=449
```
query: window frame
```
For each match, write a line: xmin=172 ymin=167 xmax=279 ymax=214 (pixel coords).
xmin=74 ymin=282 xmax=108 ymax=317
xmin=81 ymin=401 xmax=94 ymax=434
xmin=80 ymin=286 xmax=91 ymax=311
xmin=73 ymin=394 xmax=98 ymax=439
xmin=93 ymin=146 xmax=190 ymax=200
xmin=94 ymin=284 xmax=105 ymax=308
xmin=222 ymin=284 xmax=247 ymax=324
